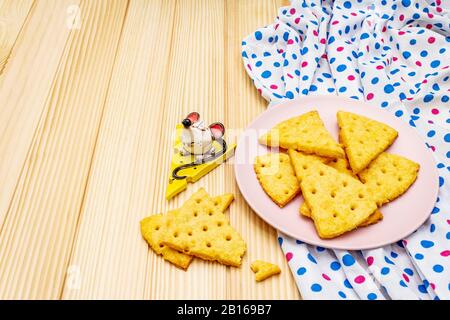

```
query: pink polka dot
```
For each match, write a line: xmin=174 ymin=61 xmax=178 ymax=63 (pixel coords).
xmin=354 ymin=275 xmax=365 ymax=284
xmin=270 ymin=84 xmax=278 ymax=90
xmin=415 ymin=61 xmax=422 ymax=67
xmin=301 ymin=61 xmax=308 ymax=67
xmin=367 ymin=256 xmax=374 ymax=266
xmin=399 ymin=14 xmax=404 ymax=21
xmin=430 ymin=283 xmax=436 ymax=290
xmin=348 ymin=75 xmax=355 ymax=81
xmin=428 ymin=37 xmax=436 ymax=44
xmin=290 ymin=8 xmax=296 ymax=14
xmin=426 ymin=24 xmax=432 ymax=29
xmin=257 ymin=88 xmax=262 ymax=95
xmin=320 ymin=38 xmax=326 ymax=44
xmin=287 ymin=39 xmax=294 ymax=45
xmin=382 ymin=26 xmax=387 ymax=32
xmin=431 ymin=108 xmax=439 ymax=115
xmin=398 ymin=31 xmax=405 ymax=35
xmin=430 ymin=145 xmax=436 ymax=152
xmin=447 ymin=219 xmax=450 ymax=225
xmin=402 ymin=240 xmax=408 ymax=246
xmin=428 ymin=13 xmax=434 ymax=18
xmin=366 ymin=93 xmax=374 ymax=100
xmin=393 ymin=56 xmax=398 ymax=62
xmin=274 ymin=23 xmax=279 ymax=30
xmin=376 ymin=65 xmax=384 ymax=70
xmin=437 ymin=6 xmax=442 ymax=12
xmin=403 ymin=274 xmax=410 ymax=283
xmin=322 ymin=273 xmax=331 ymax=281
xmin=295 ymin=17 xmax=301 ymax=24
xmin=313 ymin=30 xmax=318 ymax=36
xmin=332 ymin=20 xmax=339 ymax=25
xmin=440 ymin=250 xmax=450 ymax=257
xmin=247 ymin=64 xmax=252 ymax=71
xmin=286 ymin=252 xmax=293 ymax=262
xmin=337 ymin=46 xmax=344 ymax=52
xmin=287 ymin=73 xmax=293 ymax=79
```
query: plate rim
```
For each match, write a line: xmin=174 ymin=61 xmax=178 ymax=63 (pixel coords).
xmin=234 ymin=95 xmax=439 ymax=250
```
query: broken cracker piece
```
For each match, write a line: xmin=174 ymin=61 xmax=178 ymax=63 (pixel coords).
xmin=162 ymin=188 xmax=246 ymax=267
xmin=251 ymin=260 xmax=281 ymax=282
xmin=254 ymin=153 xmax=300 ymax=207
xmin=259 ymin=111 xmax=345 ymax=159
xmin=337 ymin=111 xmax=398 ymax=174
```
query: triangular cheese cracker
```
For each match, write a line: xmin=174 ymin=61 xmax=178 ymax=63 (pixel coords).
xmin=337 ymin=111 xmax=398 ymax=173
xmin=291 ymin=150 xmax=383 ymax=227
xmin=162 ymin=189 xmax=246 ymax=267
xmin=250 ymin=260 xmax=281 ymax=282
xmin=293 ymin=153 xmax=377 ymax=238
xmin=259 ymin=111 xmax=345 ymax=159
xmin=254 ymin=153 xmax=300 ymax=207
xmin=358 ymin=153 xmax=419 ymax=206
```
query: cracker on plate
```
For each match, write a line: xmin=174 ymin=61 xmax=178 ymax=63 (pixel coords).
xmin=254 ymin=153 xmax=300 ymax=207
xmin=337 ymin=111 xmax=398 ymax=174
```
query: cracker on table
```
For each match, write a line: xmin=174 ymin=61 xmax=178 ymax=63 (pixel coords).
xmin=259 ymin=111 xmax=345 ymax=159
xmin=254 ymin=153 xmax=300 ymax=207
xmin=337 ymin=111 xmax=398 ymax=174
xmin=162 ymin=188 xmax=246 ymax=267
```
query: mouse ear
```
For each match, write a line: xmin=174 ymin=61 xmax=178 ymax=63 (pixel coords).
xmin=186 ymin=112 xmax=200 ymax=123
xmin=209 ymin=122 xmax=225 ymax=139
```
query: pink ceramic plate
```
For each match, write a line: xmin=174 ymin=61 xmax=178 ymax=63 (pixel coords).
xmin=234 ymin=95 xmax=439 ymax=250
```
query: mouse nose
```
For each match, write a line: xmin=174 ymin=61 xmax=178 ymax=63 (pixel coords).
xmin=182 ymin=118 xmax=192 ymax=128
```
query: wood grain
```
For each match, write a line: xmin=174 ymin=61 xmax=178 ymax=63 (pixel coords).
xmin=0 ymin=0 xmax=34 ymax=74
xmin=0 ymin=0 xmax=128 ymax=299
xmin=0 ymin=0 xmax=301 ymax=299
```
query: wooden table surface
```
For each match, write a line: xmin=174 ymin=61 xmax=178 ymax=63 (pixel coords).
xmin=0 ymin=0 xmax=300 ymax=299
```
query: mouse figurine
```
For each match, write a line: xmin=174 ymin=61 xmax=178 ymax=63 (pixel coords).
xmin=172 ymin=112 xmax=227 ymax=180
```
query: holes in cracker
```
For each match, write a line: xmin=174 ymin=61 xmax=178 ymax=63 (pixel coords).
xmin=331 ymin=191 xmax=336 ymax=198
xmin=276 ymin=173 xmax=282 ymax=179
xmin=196 ymin=198 xmax=202 ymax=204
xmin=319 ymin=170 xmax=324 ymax=176
xmin=302 ymin=164 xmax=308 ymax=170
xmin=381 ymin=168 xmax=387 ymax=174
xmin=358 ymin=193 xmax=364 ymax=199
xmin=173 ymin=231 xmax=179 ymax=238
xmin=225 ymin=235 xmax=232 ymax=241
xmin=202 ymin=226 xmax=208 ymax=232
xmin=284 ymin=189 xmax=289 ymax=195
xmin=342 ymin=181 xmax=348 ymax=187
xmin=217 ymin=221 xmax=223 ymax=227
xmin=376 ymin=181 xmax=382 ymax=186
xmin=350 ymin=204 xmax=356 ymax=211
xmin=155 ymin=225 xmax=160 ymax=231
xmin=311 ymin=188 xmax=317 ymax=195
xmin=359 ymin=140 xmax=364 ymax=144
xmin=206 ymin=242 xmax=212 ymax=248
xmin=208 ymin=209 xmax=213 ymax=216
xmin=214 ymin=200 xmax=219 ymax=206
xmin=398 ymin=176 xmax=403 ymax=182
xmin=193 ymin=210 xmax=198 ymax=217
xmin=184 ymin=247 xmax=190 ymax=253
xmin=159 ymin=243 xmax=164 ymax=248
xmin=188 ymin=231 xmax=193 ymax=236
xmin=333 ymin=212 xmax=338 ymax=218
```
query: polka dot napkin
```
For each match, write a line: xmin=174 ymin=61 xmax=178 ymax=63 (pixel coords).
xmin=242 ymin=0 xmax=449 ymax=300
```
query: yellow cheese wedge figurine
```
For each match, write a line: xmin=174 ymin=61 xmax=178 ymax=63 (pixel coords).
xmin=166 ymin=112 xmax=236 ymax=200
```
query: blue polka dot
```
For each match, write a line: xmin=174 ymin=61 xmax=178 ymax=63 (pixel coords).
xmin=316 ymin=246 xmax=325 ymax=252
xmin=277 ymin=237 xmax=283 ymax=246
xmin=402 ymin=51 xmax=411 ymax=59
xmin=273 ymin=62 xmax=280 ymax=67
xmin=342 ymin=254 xmax=355 ymax=266
xmin=420 ymin=50 xmax=428 ymax=57
xmin=381 ymin=267 xmax=390 ymax=275
xmin=261 ymin=70 xmax=271 ymax=79
xmin=444 ymin=133 xmax=450 ymax=142
xmin=430 ymin=60 xmax=440 ymax=68
xmin=421 ymin=240 xmax=434 ymax=248
xmin=367 ymin=293 xmax=377 ymax=300
xmin=399 ymin=280 xmax=407 ymax=287
xmin=330 ymin=261 xmax=341 ymax=271
xmin=402 ymin=0 xmax=411 ymax=7
xmin=297 ymin=267 xmax=307 ymax=275
xmin=371 ymin=77 xmax=379 ymax=84
xmin=395 ymin=110 xmax=403 ymax=117
xmin=285 ymin=91 xmax=294 ymax=99
xmin=343 ymin=1 xmax=352 ymax=8
xmin=424 ymin=94 xmax=434 ymax=102
xmin=415 ymin=253 xmax=424 ymax=260
xmin=432 ymin=207 xmax=440 ymax=214
xmin=384 ymin=256 xmax=395 ymax=265
xmin=255 ymin=61 xmax=262 ymax=67
xmin=439 ymin=176 xmax=444 ymax=187
xmin=338 ymin=291 xmax=346 ymax=299
xmin=384 ymin=84 xmax=394 ymax=94
xmin=404 ymin=268 xmax=413 ymax=276
xmin=344 ymin=279 xmax=353 ymax=289
xmin=337 ymin=64 xmax=347 ymax=72
xmin=302 ymin=89 xmax=309 ymax=95
xmin=360 ymin=33 xmax=369 ymax=40
xmin=430 ymin=224 xmax=436 ymax=233
xmin=283 ymin=32 xmax=289 ymax=42
xmin=418 ymin=284 xmax=427 ymax=293
xmin=307 ymin=253 xmax=317 ymax=264
xmin=311 ymin=283 xmax=322 ymax=292
xmin=409 ymin=39 xmax=416 ymax=45
xmin=381 ymin=101 xmax=388 ymax=108
xmin=310 ymin=85 xmax=318 ymax=92
xmin=433 ymin=264 xmax=443 ymax=273
xmin=442 ymin=95 xmax=449 ymax=103
xmin=339 ymin=86 xmax=347 ymax=93
xmin=427 ymin=130 xmax=436 ymax=137
xmin=254 ymin=31 xmax=262 ymax=40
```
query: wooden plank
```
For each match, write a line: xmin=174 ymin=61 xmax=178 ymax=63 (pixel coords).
xmin=225 ymin=0 xmax=300 ymax=299
xmin=0 ymin=0 xmax=34 ymax=74
xmin=62 ymin=0 xmax=176 ymax=300
xmin=0 ymin=0 xmax=78 ymax=231
xmin=0 ymin=0 xmax=128 ymax=299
